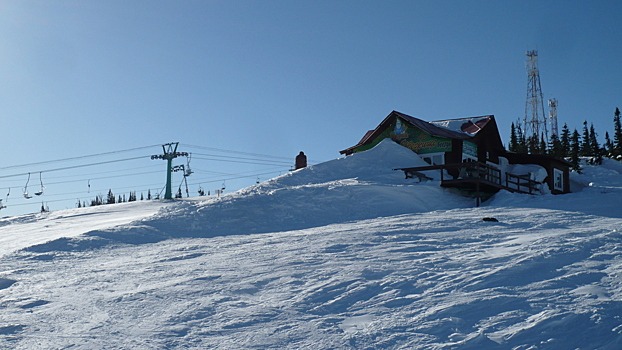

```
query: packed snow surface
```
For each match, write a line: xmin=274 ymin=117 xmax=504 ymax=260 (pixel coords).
xmin=1 ymin=140 xmax=621 ymax=349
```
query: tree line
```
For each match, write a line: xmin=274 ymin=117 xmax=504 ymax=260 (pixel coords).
xmin=77 ymin=189 xmax=154 ymax=208
xmin=78 ymin=186 xmax=211 ymax=208
xmin=508 ymin=107 xmax=622 ymax=170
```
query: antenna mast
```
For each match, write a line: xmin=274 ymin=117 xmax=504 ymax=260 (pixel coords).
xmin=548 ymin=98 xmax=558 ymax=138
xmin=524 ymin=50 xmax=548 ymax=146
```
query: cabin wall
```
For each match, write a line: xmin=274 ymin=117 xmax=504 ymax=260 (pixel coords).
xmin=446 ymin=139 xmax=463 ymax=164
xmin=502 ymin=153 xmax=571 ymax=194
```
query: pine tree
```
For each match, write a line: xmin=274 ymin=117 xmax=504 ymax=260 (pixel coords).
xmin=539 ymin=134 xmax=547 ymax=155
xmin=140 ymin=192 xmax=144 ymax=201
xmin=613 ymin=107 xmax=622 ymax=157
xmin=147 ymin=189 xmax=152 ymax=200
xmin=91 ymin=195 xmax=103 ymax=206
xmin=107 ymin=189 xmax=115 ymax=204
xmin=605 ymin=131 xmax=614 ymax=156
xmin=548 ymin=133 xmax=563 ymax=158
xmin=515 ymin=124 xmax=527 ymax=153
xmin=560 ymin=123 xmax=571 ymax=158
xmin=527 ymin=134 xmax=540 ymax=154
xmin=580 ymin=120 xmax=591 ymax=156
xmin=588 ymin=123 xmax=600 ymax=156
xmin=509 ymin=122 xmax=518 ymax=152
xmin=570 ymin=129 xmax=582 ymax=171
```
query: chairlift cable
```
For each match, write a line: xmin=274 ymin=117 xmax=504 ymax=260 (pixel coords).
xmin=191 ymin=152 xmax=293 ymax=165
xmin=191 ymin=156 xmax=291 ymax=167
xmin=0 ymin=156 xmax=150 ymax=180
xmin=182 ymin=144 xmax=294 ymax=162
xmin=0 ymin=144 xmax=161 ymax=172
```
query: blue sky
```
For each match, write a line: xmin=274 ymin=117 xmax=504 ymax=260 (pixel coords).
xmin=0 ymin=0 xmax=620 ymax=216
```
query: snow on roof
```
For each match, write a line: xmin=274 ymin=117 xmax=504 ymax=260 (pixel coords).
xmin=429 ymin=116 xmax=494 ymax=136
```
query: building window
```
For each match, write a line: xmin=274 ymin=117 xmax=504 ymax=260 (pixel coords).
xmin=553 ymin=168 xmax=564 ymax=192
xmin=422 ymin=153 xmax=445 ymax=165
xmin=462 ymin=153 xmax=478 ymax=162
xmin=462 ymin=141 xmax=477 ymax=162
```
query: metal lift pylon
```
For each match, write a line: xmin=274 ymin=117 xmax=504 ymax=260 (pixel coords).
xmin=151 ymin=142 xmax=188 ymax=200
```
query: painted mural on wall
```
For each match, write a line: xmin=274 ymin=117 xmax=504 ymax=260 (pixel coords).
xmin=391 ymin=118 xmax=451 ymax=154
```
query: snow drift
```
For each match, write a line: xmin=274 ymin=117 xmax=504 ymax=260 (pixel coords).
xmin=1 ymin=139 xmax=622 ymax=349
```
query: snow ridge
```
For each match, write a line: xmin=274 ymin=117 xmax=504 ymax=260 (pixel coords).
xmin=1 ymin=140 xmax=622 ymax=349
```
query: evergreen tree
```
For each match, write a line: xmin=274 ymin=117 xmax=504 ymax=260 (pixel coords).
xmin=91 ymin=195 xmax=103 ymax=206
xmin=147 ymin=189 xmax=152 ymax=200
xmin=539 ymin=134 xmax=547 ymax=155
xmin=77 ymin=200 xmax=82 ymax=208
xmin=605 ymin=131 xmax=614 ymax=156
xmin=140 ymin=192 xmax=144 ymax=201
xmin=118 ymin=195 xmax=123 ymax=203
xmin=548 ymin=133 xmax=563 ymax=158
xmin=107 ymin=189 xmax=115 ymax=204
xmin=509 ymin=122 xmax=519 ymax=152
xmin=588 ymin=123 xmax=600 ymax=157
xmin=570 ymin=129 xmax=582 ymax=171
xmin=560 ymin=123 xmax=571 ymax=158
xmin=527 ymin=134 xmax=539 ymax=154
xmin=614 ymin=107 xmax=622 ymax=157
xmin=515 ymin=124 xmax=527 ymax=153
xmin=580 ymin=120 xmax=591 ymax=156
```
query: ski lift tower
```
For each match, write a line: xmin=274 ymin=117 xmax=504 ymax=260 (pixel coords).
xmin=151 ymin=142 xmax=188 ymax=200
xmin=524 ymin=50 xmax=548 ymax=145
xmin=548 ymin=98 xmax=559 ymax=138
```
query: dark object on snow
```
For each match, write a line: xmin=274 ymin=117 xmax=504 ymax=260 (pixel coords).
xmin=404 ymin=170 xmax=433 ymax=182
xmin=482 ymin=217 xmax=499 ymax=222
xmin=295 ymin=151 xmax=307 ymax=170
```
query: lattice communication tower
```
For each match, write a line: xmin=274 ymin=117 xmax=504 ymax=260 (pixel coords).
xmin=524 ymin=50 xmax=548 ymax=142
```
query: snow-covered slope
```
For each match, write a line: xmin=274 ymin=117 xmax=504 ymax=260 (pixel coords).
xmin=1 ymin=140 xmax=621 ymax=349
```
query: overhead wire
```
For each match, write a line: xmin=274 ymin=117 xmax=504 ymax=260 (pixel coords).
xmin=0 ymin=144 xmax=161 ymax=171
xmin=192 ymin=156 xmax=291 ymax=167
xmin=182 ymin=144 xmax=294 ymax=162
xmin=0 ymin=142 xmax=309 ymax=214
xmin=0 ymin=156 xmax=151 ymax=180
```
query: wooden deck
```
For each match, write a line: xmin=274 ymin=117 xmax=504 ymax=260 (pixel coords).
xmin=395 ymin=162 xmax=543 ymax=206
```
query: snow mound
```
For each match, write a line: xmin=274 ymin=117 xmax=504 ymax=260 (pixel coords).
xmin=136 ymin=140 xmax=470 ymax=238
xmin=1 ymin=142 xmax=622 ymax=349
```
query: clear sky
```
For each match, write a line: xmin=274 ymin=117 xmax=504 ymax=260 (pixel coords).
xmin=0 ymin=0 xmax=621 ymax=216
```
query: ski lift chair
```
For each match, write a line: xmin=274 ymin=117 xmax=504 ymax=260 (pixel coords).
xmin=34 ymin=173 xmax=45 ymax=196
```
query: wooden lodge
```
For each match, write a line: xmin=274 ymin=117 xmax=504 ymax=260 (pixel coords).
xmin=340 ymin=111 xmax=571 ymax=203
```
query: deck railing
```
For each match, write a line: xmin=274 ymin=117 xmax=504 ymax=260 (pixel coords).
xmin=396 ymin=161 xmax=542 ymax=196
